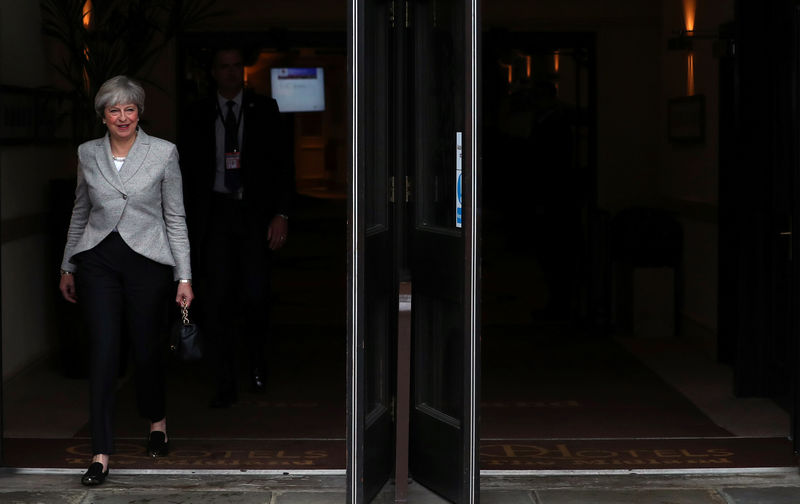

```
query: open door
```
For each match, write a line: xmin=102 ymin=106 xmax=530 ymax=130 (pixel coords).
xmin=348 ymin=0 xmax=479 ymax=501
xmin=407 ymin=0 xmax=480 ymax=502
xmin=792 ymin=0 xmax=800 ymax=455
xmin=347 ymin=0 xmax=398 ymax=501
xmin=724 ymin=0 xmax=800 ymax=456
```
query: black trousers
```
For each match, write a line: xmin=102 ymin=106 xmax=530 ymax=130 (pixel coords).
xmin=203 ymin=195 xmax=272 ymax=395
xmin=75 ymin=233 xmax=172 ymax=455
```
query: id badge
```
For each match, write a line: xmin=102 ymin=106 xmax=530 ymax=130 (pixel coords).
xmin=225 ymin=151 xmax=241 ymax=171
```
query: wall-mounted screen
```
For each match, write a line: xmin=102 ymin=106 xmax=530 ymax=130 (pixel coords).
xmin=270 ymin=67 xmax=325 ymax=112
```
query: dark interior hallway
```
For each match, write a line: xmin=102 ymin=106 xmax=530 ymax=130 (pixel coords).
xmin=2 ymin=182 xmax=793 ymax=470
xmin=2 ymin=0 xmax=797 ymax=472
xmin=3 ymin=185 xmax=349 ymax=470
xmin=479 ymin=206 xmax=793 ymax=470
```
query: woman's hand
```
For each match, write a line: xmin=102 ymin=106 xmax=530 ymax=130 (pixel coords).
xmin=176 ymin=282 xmax=194 ymax=308
xmin=60 ymin=274 xmax=77 ymax=303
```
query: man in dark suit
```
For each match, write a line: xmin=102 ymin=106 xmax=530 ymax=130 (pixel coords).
xmin=180 ymin=47 xmax=294 ymax=408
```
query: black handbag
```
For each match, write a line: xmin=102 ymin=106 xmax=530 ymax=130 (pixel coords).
xmin=170 ymin=300 xmax=203 ymax=361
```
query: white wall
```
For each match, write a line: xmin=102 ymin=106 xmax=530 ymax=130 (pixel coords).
xmin=483 ymin=0 xmax=733 ymax=346
xmin=658 ymin=0 xmax=735 ymax=350
xmin=1 ymin=1 xmax=75 ymax=379
xmin=595 ymin=23 xmax=664 ymax=213
xmin=483 ymin=1 xmax=666 ymax=212
xmin=0 ymin=0 xmax=47 ymax=86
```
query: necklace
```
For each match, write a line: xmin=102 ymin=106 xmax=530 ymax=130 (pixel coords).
xmin=112 ymin=155 xmax=126 ymax=161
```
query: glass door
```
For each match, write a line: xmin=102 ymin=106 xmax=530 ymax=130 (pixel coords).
xmin=407 ymin=0 xmax=480 ymax=502
xmin=347 ymin=0 xmax=398 ymax=502
xmin=348 ymin=0 xmax=479 ymax=502
xmin=791 ymin=1 xmax=800 ymax=455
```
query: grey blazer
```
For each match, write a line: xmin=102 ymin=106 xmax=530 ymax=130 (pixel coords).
xmin=60 ymin=129 xmax=191 ymax=281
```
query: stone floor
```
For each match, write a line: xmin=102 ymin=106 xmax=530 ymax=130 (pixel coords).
xmin=1 ymin=468 xmax=800 ymax=503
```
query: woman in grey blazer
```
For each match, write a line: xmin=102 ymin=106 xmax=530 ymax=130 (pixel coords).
xmin=58 ymin=76 xmax=194 ymax=486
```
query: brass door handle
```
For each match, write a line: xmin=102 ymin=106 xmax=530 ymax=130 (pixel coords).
xmin=779 ymin=231 xmax=792 ymax=236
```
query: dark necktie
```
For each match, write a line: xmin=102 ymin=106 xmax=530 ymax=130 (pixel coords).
xmin=224 ymin=100 xmax=241 ymax=191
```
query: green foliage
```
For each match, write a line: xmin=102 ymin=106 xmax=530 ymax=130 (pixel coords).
xmin=40 ymin=0 xmax=219 ymax=142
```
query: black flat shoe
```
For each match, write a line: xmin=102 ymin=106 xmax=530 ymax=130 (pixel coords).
xmin=81 ymin=462 xmax=108 ymax=486
xmin=147 ymin=431 xmax=169 ymax=458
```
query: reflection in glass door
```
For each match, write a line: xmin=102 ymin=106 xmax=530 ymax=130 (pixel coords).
xmin=347 ymin=0 xmax=397 ymax=502
xmin=408 ymin=0 xmax=480 ymax=502
xmin=348 ymin=0 xmax=480 ymax=501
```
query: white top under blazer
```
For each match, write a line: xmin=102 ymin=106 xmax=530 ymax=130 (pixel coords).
xmin=60 ymin=129 xmax=192 ymax=281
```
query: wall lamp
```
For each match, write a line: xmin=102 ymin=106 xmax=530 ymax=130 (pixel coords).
xmin=668 ymin=30 xmax=695 ymax=51
xmin=667 ymin=29 xmax=735 ymax=58
xmin=667 ymin=29 xmax=723 ymax=51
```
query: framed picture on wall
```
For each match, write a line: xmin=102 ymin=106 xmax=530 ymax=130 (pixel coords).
xmin=668 ymin=94 xmax=705 ymax=143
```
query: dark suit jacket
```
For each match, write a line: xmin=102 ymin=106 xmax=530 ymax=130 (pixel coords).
xmin=179 ymin=90 xmax=294 ymax=264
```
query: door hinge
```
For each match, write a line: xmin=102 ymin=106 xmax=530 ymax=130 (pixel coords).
xmin=390 ymin=1 xmax=395 ymax=28
xmin=405 ymin=1 xmax=410 ymax=28
xmin=390 ymin=176 xmax=395 ymax=203
xmin=405 ymin=176 xmax=412 ymax=202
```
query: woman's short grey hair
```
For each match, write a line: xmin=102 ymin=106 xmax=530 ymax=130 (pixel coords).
xmin=94 ymin=75 xmax=145 ymax=117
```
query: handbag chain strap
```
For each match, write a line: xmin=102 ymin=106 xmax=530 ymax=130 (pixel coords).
xmin=180 ymin=299 xmax=190 ymax=325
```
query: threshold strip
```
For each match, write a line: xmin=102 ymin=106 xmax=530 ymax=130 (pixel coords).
xmin=6 ymin=467 xmax=796 ymax=477
xmin=110 ymin=437 xmax=347 ymax=442
xmin=6 ymin=467 xmax=346 ymax=476
xmin=481 ymin=436 xmax=789 ymax=441
xmin=481 ymin=467 xmax=800 ymax=476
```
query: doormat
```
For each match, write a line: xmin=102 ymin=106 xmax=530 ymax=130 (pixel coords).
xmin=5 ymin=437 xmax=796 ymax=472
xmin=2 ymin=438 xmax=346 ymax=470
xmin=480 ymin=437 xmax=798 ymax=470
xmin=481 ymin=333 xmax=733 ymax=439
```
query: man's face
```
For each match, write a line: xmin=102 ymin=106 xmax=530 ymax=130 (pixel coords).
xmin=211 ymin=50 xmax=244 ymax=95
